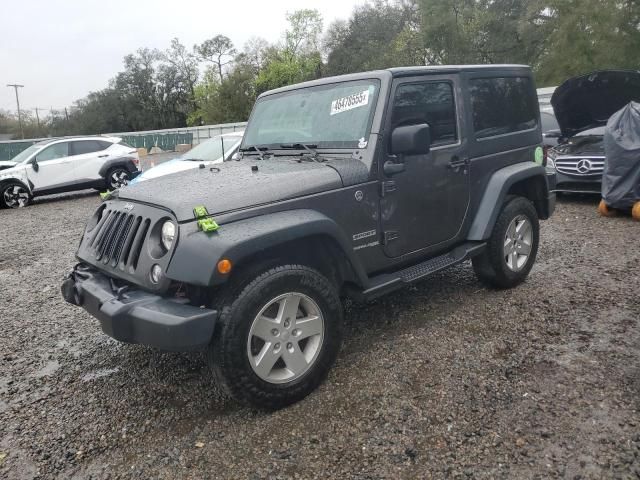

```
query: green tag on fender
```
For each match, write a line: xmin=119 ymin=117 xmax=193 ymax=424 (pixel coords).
xmin=193 ymin=205 xmax=220 ymax=232
xmin=534 ymin=146 xmax=544 ymax=165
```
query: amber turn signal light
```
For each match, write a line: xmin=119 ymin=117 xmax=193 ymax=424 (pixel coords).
xmin=217 ymin=259 xmax=232 ymax=274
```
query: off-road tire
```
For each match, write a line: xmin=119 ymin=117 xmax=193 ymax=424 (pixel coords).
xmin=472 ymin=196 xmax=539 ymax=289
xmin=0 ymin=181 xmax=32 ymax=208
xmin=207 ymin=265 xmax=343 ymax=410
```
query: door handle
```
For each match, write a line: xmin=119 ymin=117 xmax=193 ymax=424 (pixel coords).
xmin=98 ymin=154 xmax=108 ymax=158
xmin=448 ymin=156 xmax=469 ymax=169
xmin=383 ymin=160 xmax=405 ymax=176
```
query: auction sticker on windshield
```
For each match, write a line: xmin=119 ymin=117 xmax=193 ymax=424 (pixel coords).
xmin=331 ymin=90 xmax=370 ymax=116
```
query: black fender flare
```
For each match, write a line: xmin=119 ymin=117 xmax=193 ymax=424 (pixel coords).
xmin=467 ymin=163 xmax=550 ymax=241
xmin=98 ymin=157 xmax=138 ymax=177
xmin=166 ymin=209 xmax=369 ymax=287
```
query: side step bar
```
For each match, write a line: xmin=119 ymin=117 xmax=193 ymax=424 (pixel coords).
xmin=358 ymin=242 xmax=486 ymax=301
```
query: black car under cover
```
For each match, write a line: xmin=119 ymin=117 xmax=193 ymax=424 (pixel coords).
xmin=602 ymin=102 xmax=640 ymax=209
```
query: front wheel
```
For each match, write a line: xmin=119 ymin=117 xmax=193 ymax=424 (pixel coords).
xmin=207 ymin=265 xmax=343 ymax=409
xmin=0 ymin=182 xmax=32 ymax=208
xmin=473 ymin=196 xmax=540 ymax=289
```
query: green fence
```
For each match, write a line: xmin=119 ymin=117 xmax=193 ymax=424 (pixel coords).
xmin=0 ymin=122 xmax=245 ymax=161
xmin=0 ymin=141 xmax=38 ymax=161
xmin=120 ymin=132 xmax=193 ymax=152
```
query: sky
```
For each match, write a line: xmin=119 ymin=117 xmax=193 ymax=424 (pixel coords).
xmin=0 ymin=0 xmax=365 ymax=114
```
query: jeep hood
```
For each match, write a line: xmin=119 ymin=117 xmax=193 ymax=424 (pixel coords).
xmin=551 ymin=70 xmax=640 ymax=138
xmin=118 ymin=157 xmax=367 ymax=221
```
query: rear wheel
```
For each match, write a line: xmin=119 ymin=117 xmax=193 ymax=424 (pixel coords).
xmin=207 ymin=265 xmax=343 ymax=409
xmin=0 ymin=182 xmax=32 ymax=208
xmin=473 ymin=196 xmax=539 ymax=289
xmin=105 ymin=167 xmax=130 ymax=191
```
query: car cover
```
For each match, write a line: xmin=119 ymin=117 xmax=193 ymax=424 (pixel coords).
xmin=602 ymin=102 xmax=640 ymax=209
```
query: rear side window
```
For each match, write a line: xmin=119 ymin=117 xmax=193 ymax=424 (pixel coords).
xmin=391 ymin=82 xmax=457 ymax=145
xmin=70 ymin=140 xmax=109 ymax=156
xmin=470 ymin=77 xmax=537 ymax=139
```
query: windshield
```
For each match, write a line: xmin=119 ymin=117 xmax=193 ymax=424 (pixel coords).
xmin=181 ymin=134 xmax=243 ymax=161
xmin=12 ymin=145 xmax=42 ymax=164
xmin=243 ymin=79 xmax=379 ymax=150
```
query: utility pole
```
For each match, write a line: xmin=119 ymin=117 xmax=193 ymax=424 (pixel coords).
xmin=7 ymin=84 xmax=25 ymax=139
xmin=34 ymin=107 xmax=42 ymax=134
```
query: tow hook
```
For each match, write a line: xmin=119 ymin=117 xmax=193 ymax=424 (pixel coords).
xmin=61 ymin=270 xmax=82 ymax=306
xmin=61 ymin=264 xmax=92 ymax=306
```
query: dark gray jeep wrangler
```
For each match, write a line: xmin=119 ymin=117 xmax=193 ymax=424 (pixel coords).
xmin=62 ymin=65 xmax=556 ymax=409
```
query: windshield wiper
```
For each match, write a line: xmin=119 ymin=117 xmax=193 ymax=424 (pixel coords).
xmin=239 ymin=145 xmax=271 ymax=160
xmin=279 ymin=143 xmax=320 ymax=161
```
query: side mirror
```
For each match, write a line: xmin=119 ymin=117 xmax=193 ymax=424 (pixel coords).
xmin=390 ymin=123 xmax=431 ymax=156
xmin=32 ymin=158 xmax=39 ymax=172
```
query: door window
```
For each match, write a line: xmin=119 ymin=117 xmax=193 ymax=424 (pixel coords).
xmin=391 ymin=82 xmax=457 ymax=146
xmin=70 ymin=140 xmax=109 ymax=156
xmin=36 ymin=142 xmax=69 ymax=162
xmin=470 ymin=77 xmax=537 ymax=138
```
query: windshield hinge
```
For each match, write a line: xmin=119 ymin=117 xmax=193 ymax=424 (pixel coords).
xmin=383 ymin=231 xmax=399 ymax=244
xmin=380 ymin=181 xmax=396 ymax=197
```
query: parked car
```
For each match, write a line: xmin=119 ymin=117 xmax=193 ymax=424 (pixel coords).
xmin=547 ymin=70 xmax=640 ymax=193
xmin=537 ymin=86 xmax=557 ymax=114
xmin=63 ymin=65 xmax=556 ymax=409
xmin=129 ymin=131 xmax=244 ymax=184
xmin=0 ymin=136 xmax=139 ymax=208
xmin=540 ymin=110 xmax=561 ymax=149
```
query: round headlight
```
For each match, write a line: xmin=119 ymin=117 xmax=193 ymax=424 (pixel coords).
xmin=161 ymin=221 xmax=176 ymax=251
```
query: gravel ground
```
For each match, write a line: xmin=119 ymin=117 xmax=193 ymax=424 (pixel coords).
xmin=0 ymin=193 xmax=638 ymax=479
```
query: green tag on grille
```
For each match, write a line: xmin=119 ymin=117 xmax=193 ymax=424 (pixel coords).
xmin=198 ymin=217 xmax=220 ymax=232
xmin=193 ymin=205 xmax=219 ymax=232
xmin=193 ymin=205 xmax=208 ymax=218
xmin=99 ymin=191 xmax=111 ymax=200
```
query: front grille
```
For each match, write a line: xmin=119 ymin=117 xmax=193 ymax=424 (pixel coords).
xmin=555 ymin=156 xmax=604 ymax=176
xmin=88 ymin=208 xmax=150 ymax=271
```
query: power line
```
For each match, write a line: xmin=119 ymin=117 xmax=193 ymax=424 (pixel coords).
xmin=7 ymin=84 xmax=25 ymax=139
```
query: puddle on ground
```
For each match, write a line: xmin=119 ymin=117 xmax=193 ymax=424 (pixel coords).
xmin=32 ymin=360 xmax=60 ymax=378
xmin=81 ymin=367 xmax=120 ymax=382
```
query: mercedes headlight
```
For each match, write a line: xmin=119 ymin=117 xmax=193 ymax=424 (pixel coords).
xmin=161 ymin=221 xmax=176 ymax=251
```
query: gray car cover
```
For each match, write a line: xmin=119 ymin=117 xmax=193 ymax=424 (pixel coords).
xmin=602 ymin=102 xmax=640 ymax=209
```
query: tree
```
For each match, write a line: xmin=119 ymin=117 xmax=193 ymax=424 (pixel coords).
xmin=196 ymin=35 xmax=237 ymax=81
xmin=535 ymin=0 xmax=640 ymax=85
xmin=324 ymin=1 xmax=421 ymax=76
xmin=284 ymin=9 xmax=323 ymax=58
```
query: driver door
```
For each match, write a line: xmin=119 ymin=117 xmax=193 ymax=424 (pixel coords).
xmin=28 ymin=141 xmax=74 ymax=193
xmin=380 ymin=76 xmax=470 ymax=258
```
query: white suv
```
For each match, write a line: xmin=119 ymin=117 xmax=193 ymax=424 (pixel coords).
xmin=0 ymin=136 xmax=140 ymax=208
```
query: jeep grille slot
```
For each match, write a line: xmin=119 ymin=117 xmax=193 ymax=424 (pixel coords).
xmin=90 ymin=209 xmax=150 ymax=272
xmin=128 ymin=219 xmax=150 ymax=271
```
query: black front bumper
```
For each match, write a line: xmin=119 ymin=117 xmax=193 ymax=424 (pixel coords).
xmin=61 ymin=265 xmax=217 ymax=351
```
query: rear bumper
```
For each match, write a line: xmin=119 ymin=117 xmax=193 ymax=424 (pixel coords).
xmin=61 ymin=264 xmax=216 ymax=351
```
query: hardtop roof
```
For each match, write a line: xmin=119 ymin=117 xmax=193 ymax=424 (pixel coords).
xmin=258 ymin=64 xmax=532 ymax=98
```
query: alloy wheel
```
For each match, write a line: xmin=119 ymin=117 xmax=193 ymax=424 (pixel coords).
xmin=247 ymin=292 xmax=324 ymax=384
xmin=503 ymin=215 xmax=533 ymax=271
xmin=109 ymin=170 xmax=129 ymax=190
xmin=3 ymin=185 xmax=30 ymax=208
